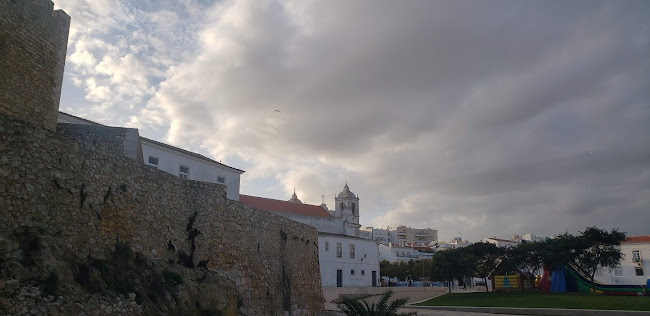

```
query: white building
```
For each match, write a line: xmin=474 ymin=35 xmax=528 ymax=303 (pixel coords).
xmin=594 ymin=235 xmax=650 ymax=285
xmin=512 ymin=233 xmax=547 ymax=243
xmin=360 ymin=225 xmax=438 ymax=246
xmin=319 ymin=232 xmax=379 ymax=287
xmin=483 ymin=237 xmax=520 ymax=248
xmin=57 ymin=112 xmax=244 ymax=200
xmin=140 ymin=137 xmax=243 ymax=200
xmin=359 ymin=227 xmax=390 ymax=243
xmin=240 ymin=184 xmax=380 ymax=288
xmin=434 ymin=237 xmax=472 ymax=251
xmin=378 ymin=243 xmax=420 ymax=262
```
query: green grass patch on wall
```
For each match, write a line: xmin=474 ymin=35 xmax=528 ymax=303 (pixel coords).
xmin=417 ymin=292 xmax=650 ymax=311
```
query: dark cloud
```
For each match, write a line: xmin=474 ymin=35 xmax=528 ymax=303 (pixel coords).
xmin=59 ymin=0 xmax=650 ymax=241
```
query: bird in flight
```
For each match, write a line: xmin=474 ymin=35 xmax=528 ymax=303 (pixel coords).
xmin=275 ymin=109 xmax=280 ymax=112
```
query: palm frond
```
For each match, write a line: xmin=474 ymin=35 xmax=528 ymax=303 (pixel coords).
xmin=336 ymin=290 xmax=417 ymax=316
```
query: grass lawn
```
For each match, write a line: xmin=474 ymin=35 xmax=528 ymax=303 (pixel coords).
xmin=416 ymin=292 xmax=650 ymax=311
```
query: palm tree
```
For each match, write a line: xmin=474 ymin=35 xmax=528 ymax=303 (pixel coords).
xmin=337 ymin=290 xmax=417 ymax=316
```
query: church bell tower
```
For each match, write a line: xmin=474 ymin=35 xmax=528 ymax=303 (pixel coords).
xmin=335 ymin=183 xmax=361 ymax=235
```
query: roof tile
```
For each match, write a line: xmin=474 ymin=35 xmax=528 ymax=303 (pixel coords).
xmin=623 ymin=235 xmax=650 ymax=244
xmin=240 ymin=194 xmax=332 ymax=217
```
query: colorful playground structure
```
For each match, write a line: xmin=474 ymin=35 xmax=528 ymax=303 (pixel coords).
xmin=489 ymin=262 xmax=648 ymax=295
xmin=539 ymin=264 xmax=648 ymax=296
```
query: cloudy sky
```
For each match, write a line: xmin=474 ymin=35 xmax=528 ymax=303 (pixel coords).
xmin=54 ymin=0 xmax=649 ymax=241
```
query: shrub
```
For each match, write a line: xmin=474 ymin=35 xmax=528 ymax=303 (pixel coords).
xmin=337 ymin=290 xmax=416 ymax=316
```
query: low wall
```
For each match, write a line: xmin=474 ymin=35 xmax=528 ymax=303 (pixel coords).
xmin=0 ymin=114 xmax=324 ymax=315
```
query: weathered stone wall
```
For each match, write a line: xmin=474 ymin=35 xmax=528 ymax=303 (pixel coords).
xmin=0 ymin=0 xmax=70 ymax=130
xmin=0 ymin=114 xmax=324 ymax=315
xmin=57 ymin=123 xmax=144 ymax=162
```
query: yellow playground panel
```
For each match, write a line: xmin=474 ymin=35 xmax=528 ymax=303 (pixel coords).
xmin=494 ymin=275 xmax=520 ymax=290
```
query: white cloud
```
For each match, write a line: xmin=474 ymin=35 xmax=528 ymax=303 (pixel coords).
xmin=56 ymin=0 xmax=650 ymax=241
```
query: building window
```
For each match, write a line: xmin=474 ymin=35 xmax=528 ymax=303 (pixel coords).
xmin=614 ymin=266 xmax=623 ymax=276
xmin=148 ymin=156 xmax=159 ymax=167
xmin=632 ymin=250 xmax=641 ymax=262
xmin=635 ymin=268 xmax=644 ymax=276
xmin=325 ymin=242 xmax=329 ymax=252
xmin=336 ymin=243 xmax=342 ymax=258
xmin=349 ymin=244 xmax=355 ymax=258
xmin=179 ymin=166 xmax=189 ymax=179
xmin=595 ymin=269 xmax=603 ymax=276
xmin=217 ymin=176 xmax=226 ymax=184
xmin=361 ymin=270 xmax=365 ymax=276
xmin=350 ymin=269 xmax=355 ymax=275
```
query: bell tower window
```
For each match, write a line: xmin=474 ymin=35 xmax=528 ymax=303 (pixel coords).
xmin=340 ymin=202 xmax=344 ymax=211
xmin=351 ymin=203 xmax=356 ymax=215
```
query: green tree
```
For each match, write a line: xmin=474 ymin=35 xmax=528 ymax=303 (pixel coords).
xmin=431 ymin=249 xmax=474 ymax=293
xmin=380 ymin=260 xmax=408 ymax=281
xmin=506 ymin=241 xmax=545 ymax=288
xmin=575 ymin=227 xmax=626 ymax=294
xmin=337 ymin=290 xmax=416 ymax=316
xmin=540 ymin=233 xmax=583 ymax=271
xmin=462 ymin=242 xmax=503 ymax=292
xmin=411 ymin=259 xmax=432 ymax=280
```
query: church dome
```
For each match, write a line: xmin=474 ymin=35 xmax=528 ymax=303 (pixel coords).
xmin=337 ymin=183 xmax=357 ymax=199
xmin=288 ymin=190 xmax=302 ymax=203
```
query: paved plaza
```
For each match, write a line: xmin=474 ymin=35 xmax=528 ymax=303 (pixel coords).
xmin=321 ymin=287 xmax=524 ymax=316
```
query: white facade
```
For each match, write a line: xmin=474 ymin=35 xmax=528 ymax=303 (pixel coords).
xmin=319 ymin=233 xmax=380 ymax=287
xmin=360 ymin=226 xmax=437 ymax=246
xmin=141 ymin=138 xmax=243 ymax=200
xmin=434 ymin=238 xmax=472 ymax=251
xmin=240 ymin=184 xmax=380 ymax=288
xmin=378 ymin=243 xmax=420 ymax=263
xmin=512 ymin=233 xmax=547 ymax=243
xmin=483 ymin=237 xmax=519 ymax=248
xmin=594 ymin=236 xmax=650 ymax=286
xmin=393 ymin=226 xmax=438 ymax=246
xmin=57 ymin=112 xmax=244 ymax=201
xmin=332 ymin=184 xmax=362 ymax=236
xmin=359 ymin=227 xmax=390 ymax=243
xmin=267 ymin=212 xmax=350 ymax=235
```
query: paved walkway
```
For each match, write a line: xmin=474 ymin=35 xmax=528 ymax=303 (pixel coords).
xmin=322 ymin=286 xmax=511 ymax=315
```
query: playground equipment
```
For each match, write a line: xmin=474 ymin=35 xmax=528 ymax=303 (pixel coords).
xmin=540 ymin=264 xmax=647 ymax=296
xmin=488 ymin=263 xmax=534 ymax=291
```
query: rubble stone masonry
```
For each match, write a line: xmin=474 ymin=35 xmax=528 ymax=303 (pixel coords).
xmin=0 ymin=113 xmax=324 ymax=315
xmin=1 ymin=1 xmax=324 ymax=314
xmin=0 ymin=0 xmax=70 ymax=130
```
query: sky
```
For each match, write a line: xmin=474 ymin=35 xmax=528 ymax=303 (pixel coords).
xmin=53 ymin=0 xmax=650 ymax=242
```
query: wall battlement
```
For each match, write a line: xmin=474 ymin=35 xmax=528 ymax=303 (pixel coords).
xmin=0 ymin=0 xmax=70 ymax=130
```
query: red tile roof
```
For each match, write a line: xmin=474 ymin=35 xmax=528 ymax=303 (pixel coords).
xmin=239 ymin=194 xmax=332 ymax=217
xmin=623 ymin=235 xmax=650 ymax=244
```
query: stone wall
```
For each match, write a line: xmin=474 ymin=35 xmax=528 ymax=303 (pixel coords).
xmin=57 ymin=123 xmax=144 ymax=162
xmin=0 ymin=114 xmax=324 ymax=315
xmin=0 ymin=0 xmax=70 ymax=130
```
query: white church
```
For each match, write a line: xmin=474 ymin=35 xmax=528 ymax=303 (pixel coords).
xmin=58 ymin=111 xmax=378 ymax=288
xmin=240 ymin=184 xmax=380 ymax=288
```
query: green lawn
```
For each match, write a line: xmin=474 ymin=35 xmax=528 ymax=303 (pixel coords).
xmin=416 ymin=292 xmax=650 ymax=311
